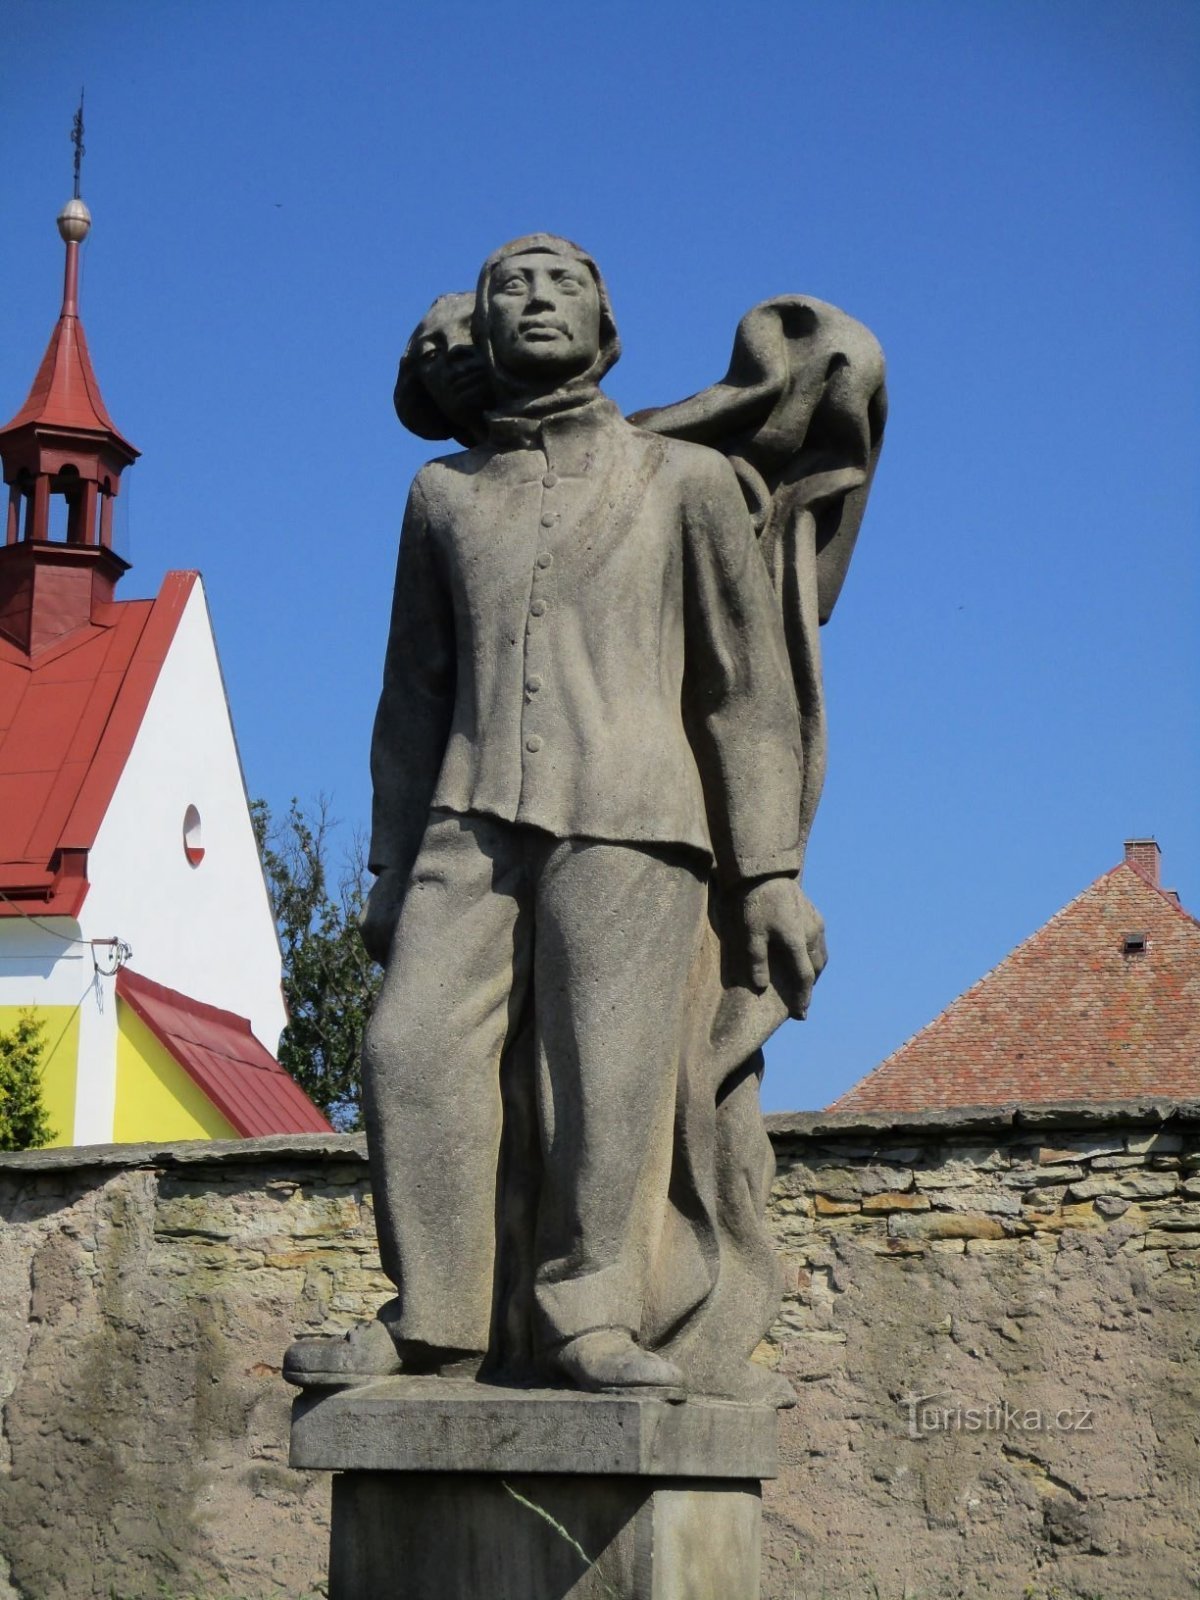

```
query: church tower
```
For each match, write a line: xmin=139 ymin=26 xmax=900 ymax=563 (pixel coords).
xmin=0 ymin=149 xmax=326 ymax=1146
xmin=0 ymin=192 xmax=139 ymax=653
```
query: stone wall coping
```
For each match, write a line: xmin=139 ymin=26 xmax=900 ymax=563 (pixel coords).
xmin=765 ymin=1097 xmax=1200 ymax=1139
xmin=2 ymin=1098 xmax=1197 ymax=1176
xmin=0 ymin=1132 xmax=371 ymax=1173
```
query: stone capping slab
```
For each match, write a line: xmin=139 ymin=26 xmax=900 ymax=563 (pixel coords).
xmin=0 ymin=1132 xmax=370 ymax=1174
xmin=765 ymin=1098 xmax=1200 ymax=1139
xmin=289 ymin=1378 xmax=778 ymax=1479
xmin=2 ymin=1100 xmax=1198 ymax=1174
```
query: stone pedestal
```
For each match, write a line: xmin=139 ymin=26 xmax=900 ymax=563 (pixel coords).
xmin=290 ymin=1377 xmax=776 ymax=1600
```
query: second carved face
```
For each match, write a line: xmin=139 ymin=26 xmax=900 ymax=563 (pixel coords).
xmin=411 ymin=293 xmax=491 ymax=434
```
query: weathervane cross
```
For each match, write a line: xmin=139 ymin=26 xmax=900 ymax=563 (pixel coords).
xmin=71 ymin=90 xmax=85 ymax=200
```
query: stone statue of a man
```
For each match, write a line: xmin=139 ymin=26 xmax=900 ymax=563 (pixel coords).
xmin=286 ymin=234 xmax=828 ymax=1397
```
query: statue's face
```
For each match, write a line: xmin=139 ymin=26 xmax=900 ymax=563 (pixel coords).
xmin=413 ymin=298 xmax=489 ymax=430
xmin=486 ymin=252 xmax=601 ymax=381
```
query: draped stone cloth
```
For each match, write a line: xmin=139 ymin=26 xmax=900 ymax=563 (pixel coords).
xmin=634 ymin=295 xmax=888 ymax=875
xmin=486 ymin=297 xmax=887 ymax=1392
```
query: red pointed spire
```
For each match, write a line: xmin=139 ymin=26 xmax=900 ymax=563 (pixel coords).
xmin=0 ymin=194 xmax=139 ymax=654
xmin=1 ymin=201 xmax=135 ymax=450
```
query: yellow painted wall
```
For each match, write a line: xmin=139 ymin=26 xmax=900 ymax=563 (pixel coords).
xmin=0 ymin=1003 xmax=79 ymax=1149
xmin=114 ymin=1001 xmax=237 ymax=1142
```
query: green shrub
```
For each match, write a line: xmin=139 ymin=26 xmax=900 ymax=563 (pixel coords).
xmin=0 ymin=1010 xmax=53 ymax=1150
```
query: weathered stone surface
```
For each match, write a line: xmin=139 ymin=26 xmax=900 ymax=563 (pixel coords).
xmin=1126 ymin=1131 xmax=1184 ymax=1154
xmin=1038 ymin=1138 xmax=1125 ymax=1163
xmin=359 ymin=242 xmax=883 ymax=1404
xmin=1144 ymin=1230 xmax=1200 ymax=1251
xmin=1068 ymin=1170 xmax=1178 ymax=1200
xmin=889 ymin=1211 xmax=1007 ymax=1241
xmin=763 ymin=1098 xmax=1197 ymax=1140
xmin=929 ymin=1186 xmax=1023 ymax=1216
xmin=1017 ymin=1100 xmax=1183 ymax=1128
xmin=1006 ymin=1163 xmax=1086 ymax=1187
xmin=329 ymin=1472 xmax=762 ymax=1600
xmin=860 ymin=1190 xmax=931 ymax=1212
xmin=1138 ymin=1203 xmax=1200 ymax=1231
xmin=0 ymin=1112 xmax=1197 ymax=1600
xmin=0 ymin=1133 xmax=369 ymax=1173
xmin=291 ymin=1381 xmax=777 ymax=1478
xmin=0 ymin=1154 xmax=384 ymax=1600
xmin=1021 ymin=1201 xmax=1104 ymax=1232
xmin=912 ymin=1152 xmax=1008 ymax=1189
xmin=785 ymin=1163 xmax=913 ymax=1200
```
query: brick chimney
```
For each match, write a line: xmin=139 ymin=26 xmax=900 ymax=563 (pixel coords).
xmin=1124 ymin=838 xmax=1162 ymax=887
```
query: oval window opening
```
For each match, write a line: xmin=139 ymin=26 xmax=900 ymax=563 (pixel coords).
xmin=183 ymin=805 xmax=205 ymax=867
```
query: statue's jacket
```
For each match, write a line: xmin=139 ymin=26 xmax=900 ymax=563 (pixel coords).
xmin=370 ymin=392 xmax=803 ymax=889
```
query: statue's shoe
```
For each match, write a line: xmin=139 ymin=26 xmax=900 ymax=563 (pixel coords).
xmin=283 ymin=1322 xmax=485 ymax=1388
xmin=283 ymin=1318 xmax=403 ymax=1389
xmin=719 ymin=1361 xmax=798 ymax=1410
xmin=551 ymin=1330 xmax=685 ymax=1400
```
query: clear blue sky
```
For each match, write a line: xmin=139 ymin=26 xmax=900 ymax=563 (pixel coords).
xmin=3 ymin=1 xmax=1196 ymax=1110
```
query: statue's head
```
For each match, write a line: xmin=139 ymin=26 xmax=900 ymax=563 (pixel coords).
xmin=474 ymin=234 xmax=620 ymax=391
xmin=394 ymin=291 xmax=491 ymax=446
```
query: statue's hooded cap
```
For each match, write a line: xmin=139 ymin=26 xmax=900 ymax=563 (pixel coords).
xmin=473 ymin=234 xmax=621 ymax=395
xmin=393 ymin=291 xmax=481 ymax=447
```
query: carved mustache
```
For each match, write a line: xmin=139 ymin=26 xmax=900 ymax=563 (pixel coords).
xmin=518 ymin=317 xmax=572 ymax=337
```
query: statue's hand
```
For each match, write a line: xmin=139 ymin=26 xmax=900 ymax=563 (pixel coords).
xmin=359 ymin=867 xmax=408 ymax=968
xmin=736 ymin=877 xmax=828 ymax=1020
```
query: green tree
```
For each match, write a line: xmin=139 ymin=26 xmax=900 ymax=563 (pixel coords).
xmin=252 ymin=797 xmax=381 ymax=1131
xmin=0 ymin=1010 xmax=54 ymax=1151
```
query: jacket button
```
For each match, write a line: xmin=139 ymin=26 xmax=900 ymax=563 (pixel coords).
xmin=526 ymin=675 xmax=543 ymax=693
xmin=540 ymin=513 xmax=556 ymax=528
xmin=529 ymin=600 xmax=547 ymax=617
xmin=542 ymin=472 xmax=558 ymax=488
xmin=536 ymin=552 xmax=553 ymax=569
xmin=525 ymin=735 xmax=543 ymax=753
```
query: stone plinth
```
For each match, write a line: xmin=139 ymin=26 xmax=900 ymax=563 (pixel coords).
xmin=290 ymin=1378 xmax=777 ymax=1600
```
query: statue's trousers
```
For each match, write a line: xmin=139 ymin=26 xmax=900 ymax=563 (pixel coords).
xmin=362 ymin=809 xmax=708 ymax=1356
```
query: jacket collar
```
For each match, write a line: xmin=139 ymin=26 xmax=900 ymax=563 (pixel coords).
xmin=486 ymin=391 xmax=622 ymax=454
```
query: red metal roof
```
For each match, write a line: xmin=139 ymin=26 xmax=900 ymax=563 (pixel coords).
xmin=0 ymin=571 xmax=196 ymax=916
xmin=830 ymin=859 xmax=1200 ymax=1113
xmin=117 ymin=967 xmax=332 ymax=1137
xmin=0 ymin=307 xmax=135 ymax=452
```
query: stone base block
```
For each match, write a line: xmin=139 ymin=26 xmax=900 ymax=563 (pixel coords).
xmin=290 ymin=1378 xmax=776 ymax=1600
xmin=330 ymin=1470 xmax=760 ymax=1599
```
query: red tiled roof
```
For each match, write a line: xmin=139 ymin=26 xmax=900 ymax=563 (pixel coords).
xmin=117 ymin=967 xmax=332 ymax=1137
xmin=0 ymin=571 xmax=196 ymax=916
xmin=830 ymin=861 xmax=1200 ymax=1113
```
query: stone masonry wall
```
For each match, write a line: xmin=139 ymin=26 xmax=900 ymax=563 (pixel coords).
xmin=0 ymin=1104 xmax=1196 ymax=1600
xmin=761 ymin=1103 xmax=1200 ymax=1600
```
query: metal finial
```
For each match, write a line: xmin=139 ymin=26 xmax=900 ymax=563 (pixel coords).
xmin=58 ymin=91 xmax=91 ymax=245
xmin=71 ymin=90 xmax=85 ymax=200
